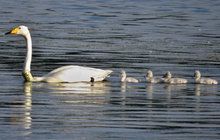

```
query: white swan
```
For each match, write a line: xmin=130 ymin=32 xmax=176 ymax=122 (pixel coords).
xmin=5 ymin=25 xmax=112 ymax=83
xmin=121 ymin=70 xmax=139 ymax=83
xmin=163 ymin=71 xmax=187 ymax=84
xmin=146 ymin=70 xmax=163 ymax=83
xmin=194 ymin=70 xmax=218 ymax=85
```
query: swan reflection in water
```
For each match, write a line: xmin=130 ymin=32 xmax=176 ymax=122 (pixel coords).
xmin=44 ymin=82 xmax=111 ymax=96
xmin=23 ymin=82 xmax=33 ymax=135
xmin=25 ymin=81 xmax=111 ymax=94
xmin=21 ymin=81 xmax=111 ymax=135
xmin=194 ymin=84 xmax=218 ymax=112
xmin=146 ymin=83 xmax=188 ymax=107
xmin=3 ymin=83 xmax=33 ymax=136
xmin=194 ymin=84 xmax=218 ymax=97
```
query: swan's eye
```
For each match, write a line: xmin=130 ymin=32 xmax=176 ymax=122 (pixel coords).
xmin=18 ymin=27 xmax=21 ymax=29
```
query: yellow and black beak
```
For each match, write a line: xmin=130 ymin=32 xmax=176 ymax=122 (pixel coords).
xmin=5 ymin=27 xmax=19 ymax=35
xmin=5 ymin=30 xmax=11 ymax=35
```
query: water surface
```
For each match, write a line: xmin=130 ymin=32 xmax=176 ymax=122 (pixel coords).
xmin=0 ymin=0 xmax=220 ymax=139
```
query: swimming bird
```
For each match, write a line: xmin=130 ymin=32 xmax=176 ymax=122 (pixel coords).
xmin=121 ymin=70 xmax=139 ymax=83
xmin=163 ymin=71 xmax=187 ymax=84
xmin=146 ymin=70 xmax=163 ymax=83
xmin=5 ymin=25 xmax=112 ymax=83
xmin=194 ymin=70 xmax=218 ymax=85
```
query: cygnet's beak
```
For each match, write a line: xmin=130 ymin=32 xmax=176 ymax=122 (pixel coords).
xmin=162 ymin=74 xmax=167 ymax=78
xmin=194 ymin=73 xmax=197 ymax=77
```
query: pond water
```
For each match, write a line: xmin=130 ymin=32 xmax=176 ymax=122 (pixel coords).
xmin=0 ymin=0 xmax=220 ymax=139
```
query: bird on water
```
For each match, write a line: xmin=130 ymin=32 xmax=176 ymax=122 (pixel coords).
xmin=194 ymin=70 xmax=218 ymax=85
xmin=163 ymin=71 xmax=188 ymax=84
xmin=120 ymin=70 xmax=139 ymax=83
xmin=146 ymin=70 xmax=163 ymax=83
xmin=5 ymin=25 xmax=112 ymax=83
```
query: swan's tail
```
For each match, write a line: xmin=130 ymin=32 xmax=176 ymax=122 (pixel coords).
xmin=93 ymin=70 xmax=113 ymax=82
xmin=105 ymin=70 xmax=113 ymax=77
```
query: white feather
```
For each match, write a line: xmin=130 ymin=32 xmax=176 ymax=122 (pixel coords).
xmin=42 ymin=65 xmax=112 ymax=82
xmin=194 ymin=70 xmax=218 ymax=85
xmin=6 ymin=25 xmax=113 ymax=83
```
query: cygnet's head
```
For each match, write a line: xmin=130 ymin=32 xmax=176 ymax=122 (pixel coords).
xmin=146 ymin=70 xmax=153 ymax=78
xmin=194 ymin=70 xmax=201 ymax=79
xmin=121 ymin=70 xmax=127 ymax=81
xmin=163 ymin=71 xmax=172 ymax=79
xmin=121 ymin=70 xmax=126 ymax=77
xmin=5 ymin=25 xmax=30 ymax=36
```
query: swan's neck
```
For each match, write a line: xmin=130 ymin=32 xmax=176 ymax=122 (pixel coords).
xmin=24 ymin=33 xmax=32 ymax=72
xmin=22 ymin=71 xmax=43 ymax=82
xmin=22 ymin=71 xmax=34 ymax=82
xmin=23 ymin=32 xmax=34 ymax=82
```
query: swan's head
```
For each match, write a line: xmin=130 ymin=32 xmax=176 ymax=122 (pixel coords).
xmin=194 ymin=70 xmax=201 ymax=79
xmin=5 ymin=25 xmax=30 ymax=36
xmin=146 ymin=70 xmax=153 ymax=78
xmin=163 ymin=71 xmax=172 ymax=79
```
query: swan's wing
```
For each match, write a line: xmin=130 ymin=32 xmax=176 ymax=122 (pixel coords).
xmin=42 ymin=65 xmax=112 ymax=82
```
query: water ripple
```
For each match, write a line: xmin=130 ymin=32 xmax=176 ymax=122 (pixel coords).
xmin=0 ymin=0 xmax=220 ymax=140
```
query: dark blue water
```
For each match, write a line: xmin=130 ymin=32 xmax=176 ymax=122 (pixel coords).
xmin=0 ymin=0 xmax=220 ymax=139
